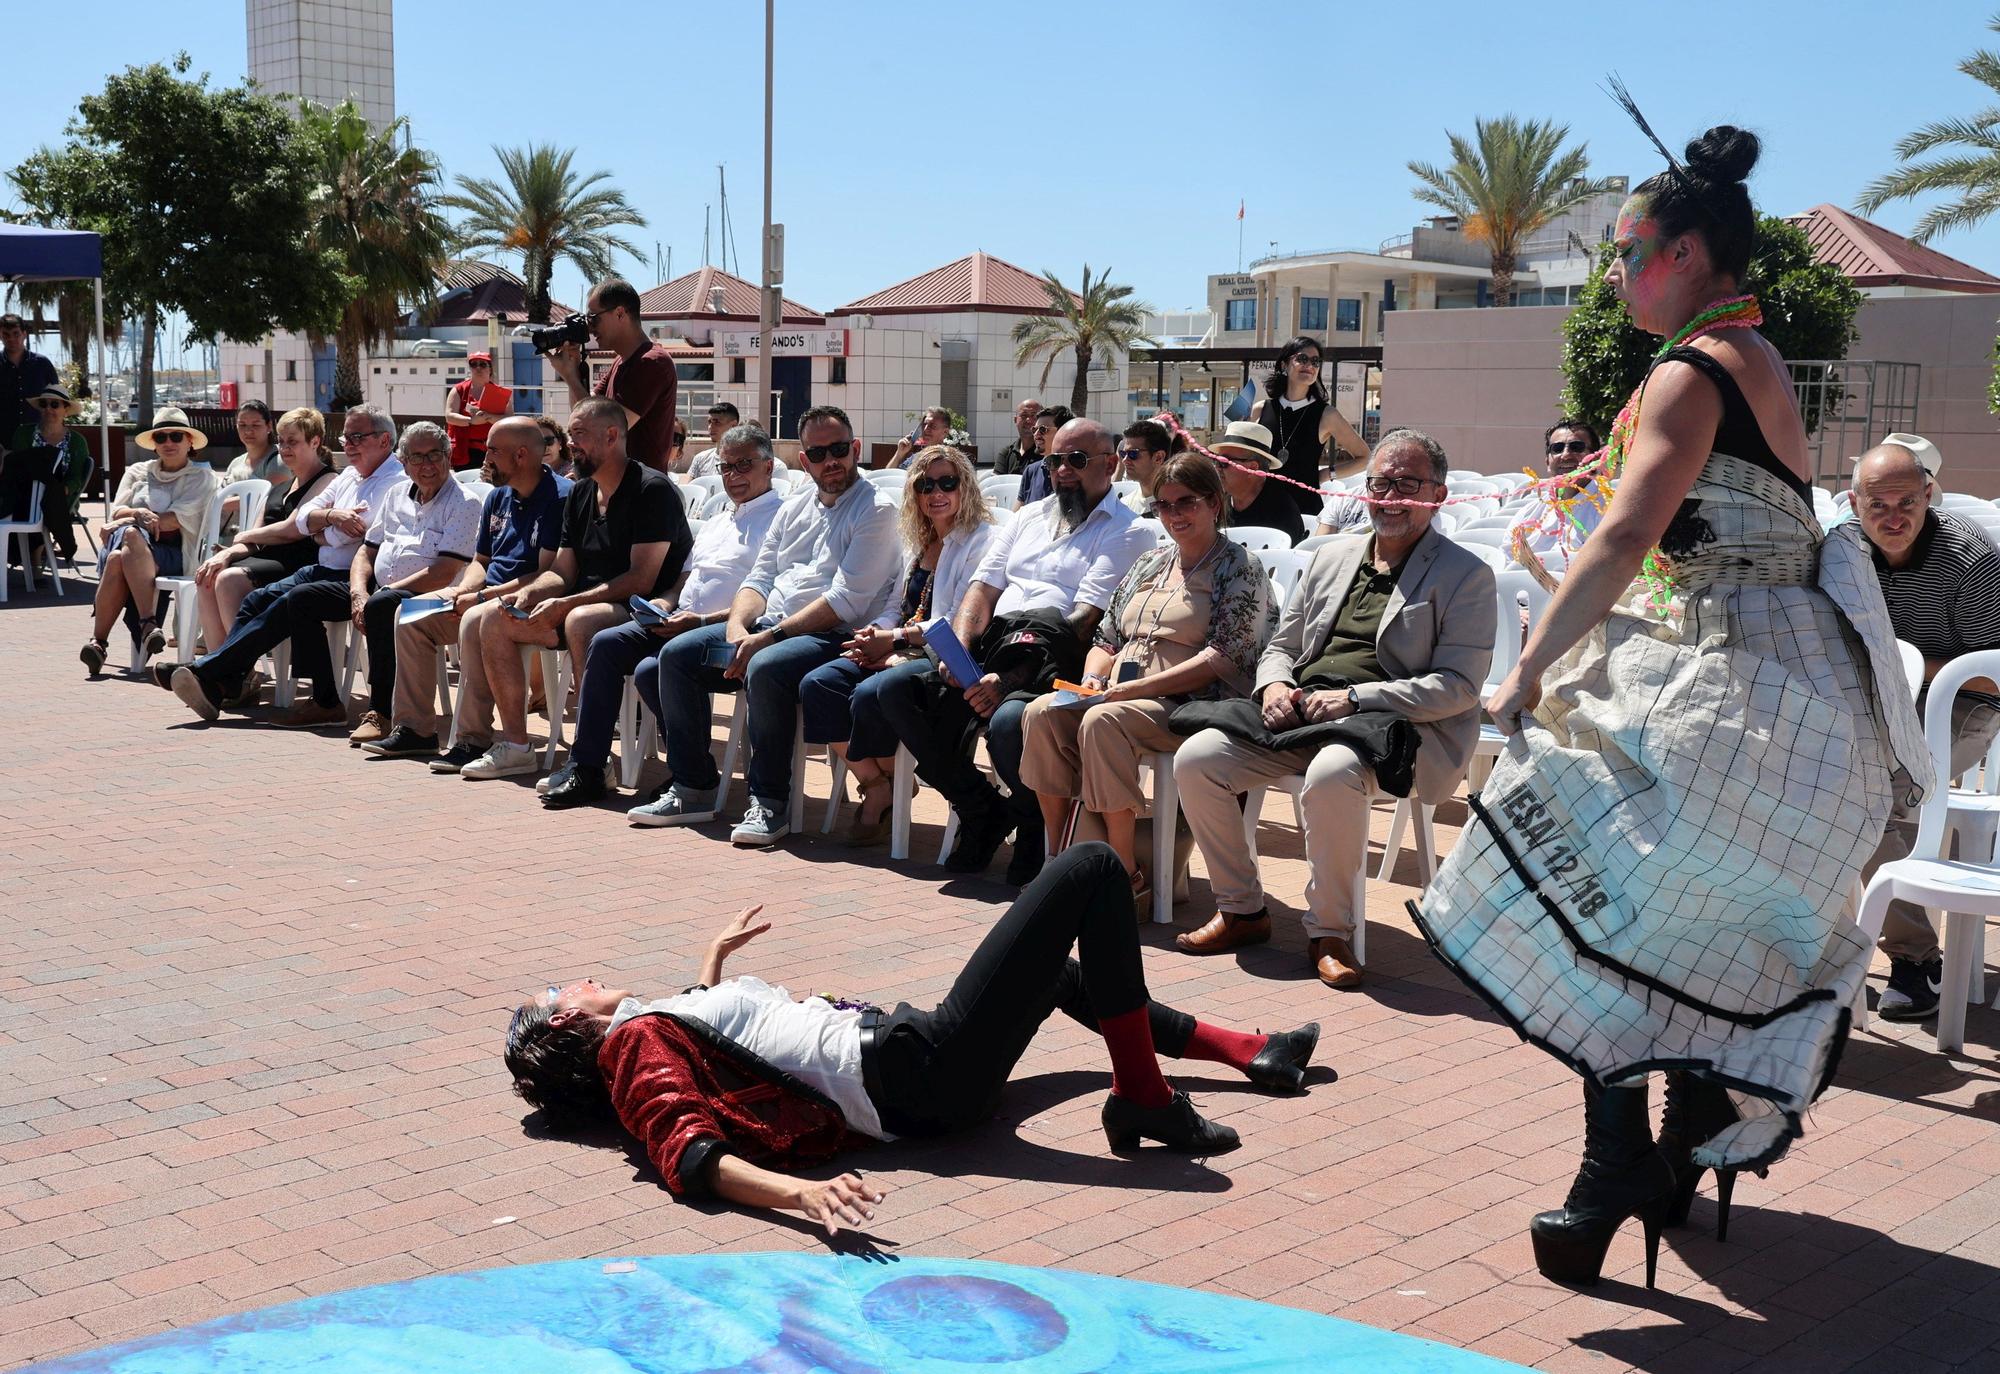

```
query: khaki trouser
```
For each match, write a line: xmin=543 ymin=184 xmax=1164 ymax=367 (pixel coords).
xmin=1868 ymin=695 xmax=2000 ymax=962
xmin=392 ymin=610 xmax=463 ymax=738
xmin=1018 ymin=695 xmax=1183 ymax=815
xmin=1172 ymin=726 xmax=1375 ymax=942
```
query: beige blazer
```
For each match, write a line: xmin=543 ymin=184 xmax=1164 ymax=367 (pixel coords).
xmin=1256 ymin=525 xmax=1498 ymax=803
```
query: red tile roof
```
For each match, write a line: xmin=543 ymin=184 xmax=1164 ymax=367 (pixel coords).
xmin=638 ymin=266 xmax=821 ymax=322
xmin=833 ymin=251 xmax=1069 ymax=315
xmin=429 ymin=260 xmax=574 ymax=324
xmin=1791 ymin=204 xmax=2000 ymax=294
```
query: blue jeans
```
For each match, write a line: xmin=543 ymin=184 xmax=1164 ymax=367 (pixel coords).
xmin=569 ymin=619 xmax=674 ymax=769
xmin=865 ymin=658 xmax=1036 ymax=831
xmin=799 ymin=654 xmax=910 ymax=759
xmin=646 ymin=621 xmax=845 ymax=804
xmin=194 ymin=564 xmax=348 ymax=706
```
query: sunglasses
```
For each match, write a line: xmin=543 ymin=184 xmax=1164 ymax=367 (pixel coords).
xmin=1116 ymin=447 xmax=1155 ymax=463
xmin=1547 ymin=440 xmax=1591 ymax=456
xmin=912 ymin=473 xmax=961 ymax=495
xmin=1044 ymin=450 xmax=1096 ymax=471
xmin=151 ymin=430 xmax=190 ymax=444
xmin=1154 ymin=494 xmax=1211 ymax=518
xmin=801 ymin=440 xmax=854 ymax=463
xmin=1364 ymin=476 xmax=1434 ymax=498
xmin=34 ymin=399 xmax=69 ymax=410
xmin=716 ymin=455 xmax=762 ymax=476
xmin=469 ymin=361 xmax=491 ymax=369
xmin=1291 ymin=356 xmax=1323 ymax=368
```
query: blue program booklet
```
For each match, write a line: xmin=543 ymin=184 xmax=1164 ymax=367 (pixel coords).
xmin=396 ymin=594 xmax=452 ymax=626
xmin=924 ymin=617 xmax=983 ymax=685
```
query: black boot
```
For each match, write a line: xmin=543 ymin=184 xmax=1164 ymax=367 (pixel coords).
xmin=1101 ymin=1090 xmax=1240 ymax=1154
xmin=1530 ymin=1080 xmax=1675 ymax=1289
xmin=1657 ymin=1070 xmax=1760 ymax=1241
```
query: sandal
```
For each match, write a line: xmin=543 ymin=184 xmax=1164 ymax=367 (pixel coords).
xmin=80 ymin=638 xmax=108 ymax=677
xmin=138 ymin=618 xmax=166 ymax=661
xmin=841 ymin=775 xmax=895 ymax=847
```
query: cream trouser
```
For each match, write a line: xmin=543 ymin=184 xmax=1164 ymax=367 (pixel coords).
xmin=391 ymin=610 xmax=462 ymax=737
xmin=1173 ymin=726 xmax=1375 ymax=941
xmin=1018 ymin=695 xmax=1183 ymax=815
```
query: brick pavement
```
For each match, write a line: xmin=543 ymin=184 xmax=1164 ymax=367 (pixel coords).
xmin=4 ymin=571 xmax=2000 ymax=1372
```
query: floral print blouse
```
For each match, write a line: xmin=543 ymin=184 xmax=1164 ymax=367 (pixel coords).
xmin=1094 ymin=536 xmax=1278 ymax=701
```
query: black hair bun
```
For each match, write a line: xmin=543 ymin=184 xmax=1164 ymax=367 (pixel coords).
xmin=1683 ymin=126 xmax=1759 ymax=186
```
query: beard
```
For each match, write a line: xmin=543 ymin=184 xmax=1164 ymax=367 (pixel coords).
xmin=572 ymin=452 xmax=599 ymax=479
xmin=1054 ymin=484 xmax=1092 ymax=530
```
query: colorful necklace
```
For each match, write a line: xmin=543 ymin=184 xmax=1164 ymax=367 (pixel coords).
xmin=1510 ymin=293 xmax=1764 ymax=612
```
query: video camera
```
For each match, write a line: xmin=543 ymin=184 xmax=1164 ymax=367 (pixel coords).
xmin=520 ymin=312 xmax=597 ymax=355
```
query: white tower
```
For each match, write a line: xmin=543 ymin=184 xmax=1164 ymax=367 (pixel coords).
xmin=245 ymin=0 xmax=395 ymax=129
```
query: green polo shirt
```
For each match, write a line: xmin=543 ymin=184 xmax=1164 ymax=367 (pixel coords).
xmin=1297 ymin=539 xmax=1406 ymax=689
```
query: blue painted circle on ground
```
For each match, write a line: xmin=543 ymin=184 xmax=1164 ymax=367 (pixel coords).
xmin=22 ymin=1253 xmax=1534 ymax=1373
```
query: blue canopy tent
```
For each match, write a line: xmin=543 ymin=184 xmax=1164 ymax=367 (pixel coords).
xmin=0 ymin=225 xmax=110 ymax=517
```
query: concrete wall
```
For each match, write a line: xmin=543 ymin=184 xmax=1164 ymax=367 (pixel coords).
xmin=1380 ymin=295 xmax=2000 ymax=493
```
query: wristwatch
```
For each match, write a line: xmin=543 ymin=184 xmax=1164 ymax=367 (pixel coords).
xmin=768 ymin=624 xmax=791 ymax=643
xmin=1345 ymin=687 xmax=1362 ymax=714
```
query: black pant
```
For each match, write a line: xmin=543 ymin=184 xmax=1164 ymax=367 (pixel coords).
xmin=194 ymin=566 xmax=351 ymax=707
xmin=362 ymin=586 xmax=411 ymax=713
xmin=868 ymin=842 xmax=1194 ymax=1135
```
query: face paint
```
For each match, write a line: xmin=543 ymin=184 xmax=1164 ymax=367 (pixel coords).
xmin=1610 ymin=194 xmax=1671 ymax=319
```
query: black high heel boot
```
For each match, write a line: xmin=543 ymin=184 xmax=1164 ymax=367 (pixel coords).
xmin=1101 ymin=1090 xmax=1240 ymax=1155
xmin=1530 ymin=1081 xmax=1676 ymax=1289
xmin=1657 ymin=1070 xmax=1761 ymax=1241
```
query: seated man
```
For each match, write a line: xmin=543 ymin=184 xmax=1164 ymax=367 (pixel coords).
xmin=454 ymin=398 xmax=691 ymax=779
xmin=1173 ymin=428 xmax=1496 ymax=989
xmin=1312 ymin=450 xmax=1374 ymax=536
xmin=541 ymin=422 xmax=787 ymax=808
xmin=1114 ymin=418 xmax=1171 ymax=515
xmin=1839 ymin=436 xmax=2000 ymax=1021
xmin=680 ymin=401 xmax=739 ymax=479
xmin=170 ymin=405 xmax=408 ymax=725
xmin=505 ymin=844 xmax=1321 ymax=1230
xmin=636 ymin=405 xmax=900 ymax=846
xmin=1213 ymin=421 xmax=1307 ymax=546
xmin=368 ymin=416 xmax=571 ymax=763
xmin=344 ymin=422 xmax=484 ymax=747
xmin=1516 ymin=417 xmax=1606 ymax=558
xmin=865 ymin=416 xmax=1153 ymax=884
xmin=1015 ymin=404 xmax=1074 ymax=507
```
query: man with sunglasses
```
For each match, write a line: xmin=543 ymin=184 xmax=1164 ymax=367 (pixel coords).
xmin=639 ymin=406 xmax=901 ymax=845
xmin=0 ymin=313 xmax=58 ymax=437
xmin=1172 ymin=429 xmax=1496 ymax=990
xmin=1015 ymin=405 xmax=1074 ymax=506
xmin=171 ymin=405 xmax=407 ymax=726
xmin=1518 ymin=418 xmax=1605 ymax=558
xmin=542 ymin=423 xmax=787 ymax=809
xmin=872 ymin=417 xmax=1153 ymax=884
xmin=1115 ymin=419 xmax=1171 ymax=515
xmin=547 ymin=278 xmax=679 ymax=473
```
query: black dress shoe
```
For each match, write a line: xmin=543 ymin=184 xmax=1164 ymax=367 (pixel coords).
xmin=1003 ymin=825 xmax=1046 ymax=887
xmin=1101 ymin=1089 xmax=1240 ymax=1155
xmin=361 ymin=726 xmax=439 ymax=759
xmin=1246 ymin=1023 xmax=1323 ymax=1094
xmin=542 ymin=763 xmax=608 ymax=809
xmin=943 ymin=812 xmax=1009 ymax=874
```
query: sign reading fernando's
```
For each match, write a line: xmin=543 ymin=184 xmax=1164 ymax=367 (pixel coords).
xmin=719 ymin=328 xmax=849 ymax=358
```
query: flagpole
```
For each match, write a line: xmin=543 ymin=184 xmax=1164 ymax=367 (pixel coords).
xmin=1236 ymin=199 xmax=1244 ymax=271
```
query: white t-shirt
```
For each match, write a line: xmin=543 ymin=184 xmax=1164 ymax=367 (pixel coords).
xmin=686 ymin=446 xmax=721 ymax=479
xmin=677 ymin=487 xmax=784 ymax=617
xmin=610 ymin=976 xmax=888 ymax=1139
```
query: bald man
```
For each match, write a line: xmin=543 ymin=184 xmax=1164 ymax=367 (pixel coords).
xmin=1839 ymin=440 xmax=2000 ymax=1020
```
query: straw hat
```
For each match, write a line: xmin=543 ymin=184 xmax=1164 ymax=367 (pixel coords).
xmin=1848 ymin=432 xmax=1941 ymax=479
xmin=1210 ymin=419 xmax=1279 ymax=470
xmin=135 ymin=406 xmax=209 ymax=451
xmin=28 ymin=383 xmax=81 ymax=418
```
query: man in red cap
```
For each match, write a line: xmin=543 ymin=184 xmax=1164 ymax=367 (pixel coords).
xmin=445 ymin=353 xmax=512 ymax=471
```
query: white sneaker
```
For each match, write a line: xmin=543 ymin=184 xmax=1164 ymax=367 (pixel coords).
xmin=460 ymin=741 xmax=539 ymax=780
xmin=730 ymin=797 xmax=789 ymax=847
xmin=626 ymin=783 xmax=717 ymax=827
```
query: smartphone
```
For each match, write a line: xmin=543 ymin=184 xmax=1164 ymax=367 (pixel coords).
xmin=705 ymin=640 xmax=739 ymax=668
xmin=503 ymin=602 xmax=532 ymax=620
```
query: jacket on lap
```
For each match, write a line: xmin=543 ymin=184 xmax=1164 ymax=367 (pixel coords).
xmin=599 ymin=1012 xmax=854 ymax=1198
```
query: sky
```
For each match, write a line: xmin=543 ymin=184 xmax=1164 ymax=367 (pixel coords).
xmin=6 ymin=0 xmax=1997 ymax=348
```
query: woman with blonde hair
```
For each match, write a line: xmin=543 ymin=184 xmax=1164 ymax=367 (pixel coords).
xmin=81 ymin=407 xmax=219 ymax=676
xmin=175 ymin=407 xmax=338 ymax=687
xmin=802 ymin=444 xmax=998 ymax=844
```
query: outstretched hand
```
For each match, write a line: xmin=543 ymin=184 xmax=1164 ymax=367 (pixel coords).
xmin=798 ymin=1171 xmax=888 ymax=1236
xmin=710 ymin=905 xmax=772 ymax=957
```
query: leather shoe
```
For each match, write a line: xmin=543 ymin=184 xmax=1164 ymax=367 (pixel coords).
xmin=1312 ymin=937 xmax=1364 ymax=989
xmin=1174 ymin=909 xmax=1271 ymax=955
xmin=1004 ymin=826 xmax=1045 ymax=887
xmin=1101 ymin=1089 xmax=1240 ymax=1154
xmin=1246 ymin=1022 xmax=1324 ymax=1094
xmin=542 ymin=763 xmax=608 ymax=809
xmin=943 ymin=812 xmax=1009 ymax=874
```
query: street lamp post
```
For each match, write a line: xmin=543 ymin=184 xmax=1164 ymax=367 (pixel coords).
xmin=758 ymin=0 xmax=775 ymax=432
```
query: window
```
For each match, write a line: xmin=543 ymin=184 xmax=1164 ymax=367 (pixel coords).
xmin=1298 ymin=297 xmax=1328 ymax=332
xmin=829 ymin=357 xmax=847 ymax=384
xmin=243 ymin=365 xmax=257 ymax=383
xmin=1224 ymin=299 xmax=1257 ymax=332
xmin=285 ymin=360 xmax=298 ymax=382
xmin=729 ymin=358 xmax=746 ymax=384
xmin=1335 ymin=298 xmax=1362 ymax=333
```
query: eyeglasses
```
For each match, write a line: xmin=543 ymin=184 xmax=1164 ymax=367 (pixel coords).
xmin=1116 ymin=447 xmax=1155 ymax=463
xmin=1546 ymin=440 xmax=1591 ymax=456
xmin=404 ymin=448 xmax=447 ymax=464
xmin=801 ymin=439 xmax=854 ymax=463
xmin=1291 ymin=356 xmax=1323 ymax=369
xmin=913 ymin=473 xmax=961 ymax=495
xmin=151 ymin=430 xmax=189 ymax=444
xmin=1364 ymin=476 xmax=1434 ymax=497
xmin=1044 ymin=450 xmax=1097 ymax=471
xmin=341 ymin=429 xmax=380 ymax=444
xmin=716 ymin=455 xmax=762 ymax=476
xmin=1154 ymin=494 xmax=1211 ymax=518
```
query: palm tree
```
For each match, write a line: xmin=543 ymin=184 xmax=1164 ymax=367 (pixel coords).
xmin=441 ymin=145 xmax=646 ymax=322
xmin=1857 ymin=15 xmax=2000 ymax=241
xmin=1012 ymin=266 xmax=1154 ymax=417
xmin=298 ymin=100 xmax=453 ymax=408
xmin=1408 ymin=116 xmax=1617 ymax=306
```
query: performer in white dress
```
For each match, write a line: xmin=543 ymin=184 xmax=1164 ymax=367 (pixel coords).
xmin=1416 ymin=111 xmax=1928 ymax=1290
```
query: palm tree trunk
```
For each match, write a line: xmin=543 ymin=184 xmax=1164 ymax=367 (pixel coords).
xmin=1070 ymin=341 xmax=1092 ymax=416
xmin=334 ymin=328 xmax=363 ymax=411
xmin=1489 ymin=253 xmax=1517 ymax=308
xmin=529 ymin=262 xmax=551 ymax=325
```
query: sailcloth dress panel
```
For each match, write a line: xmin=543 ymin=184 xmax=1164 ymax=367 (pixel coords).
xmin=1416 ymin=451 xmax=1930 ymax=1171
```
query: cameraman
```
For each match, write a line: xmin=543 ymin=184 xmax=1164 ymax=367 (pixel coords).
xmin=546 ymin=278 xmax=679 ymax=475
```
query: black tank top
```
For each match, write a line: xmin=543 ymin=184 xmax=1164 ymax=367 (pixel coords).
xmin=1654 ymin=345 xmax=1809 ymax=503
xmin=1257 ymin=397 xmax=1330 ymax=513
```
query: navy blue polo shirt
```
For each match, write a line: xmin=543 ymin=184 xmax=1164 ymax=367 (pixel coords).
xmin=477 ymin=466 xmax=570 ymax=585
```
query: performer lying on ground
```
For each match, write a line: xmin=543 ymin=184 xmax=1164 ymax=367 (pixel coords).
xmin=505 ymin=843 xmax=1321 ymax=1233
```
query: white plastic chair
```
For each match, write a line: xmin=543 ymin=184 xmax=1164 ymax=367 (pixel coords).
xmin=1133 ymin=517 xmax=1167 ymax=546
xmin=1260 ymin=547 xmax=1310 ymax=611
xmin=1135 ymin=752 xmax=1180 ymax=925
xmin=685 ymin=474 xmax=724 ymax=506
xmin=981 ymin=477 xmax=1020 ymax=512
xmin=0 ymin=479 xmax=63 ymax=603
xmin=1224 ymin=526 xmax=1292 ymax=555
xmin=1239 ymin=776 xmax=1370 ymax=965
xmin=1854 ymin=648 xmax=2000 ymax=1052
xmin=152 ymin=479 xmax=271 ymax=667
xmin=1453 ymin=526 xmax=1513 ymax=550
xmin=865 ymin=468 xmax=909 ymax=490
xmin=521 ymin=644 xmax=571 ymax=770
xmin=1295 ymin=533 xmax=1339 ymax=556
xmin=713 ymin=694 xmax=808 ymax=834
xmin=1466 ymin=568 xmax=1554 ymax=792
xmin=1939 ymin=492 xmax=1988 ymax=511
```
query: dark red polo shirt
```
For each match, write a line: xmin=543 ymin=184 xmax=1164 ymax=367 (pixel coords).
xmin=595 ymin=341 xmax=679 ymax=473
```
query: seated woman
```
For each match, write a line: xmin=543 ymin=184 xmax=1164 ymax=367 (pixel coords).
xmin=505 ymin=843 xmax=1320 ymax=1233
xmin=1020 ymin=454 xmax=1276 ymax=895
xmin=178 ymin=407 xmax=337 ymax=683
xmin=81 ymin=407 xmax=219 ymax=677
xmin=218 ymin=399 xmax=289 ymax=534
xmin=800 ymin=444 xmax=997 ymax=845
xmin=3 ymin=384 xmax=88 ymax=561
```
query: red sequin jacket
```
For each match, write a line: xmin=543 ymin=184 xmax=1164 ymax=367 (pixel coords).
xmin=598 ymin=1012 xmax=855 ymax=1197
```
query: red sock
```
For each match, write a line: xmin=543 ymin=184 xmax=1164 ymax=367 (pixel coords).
xmin=1181 ymin=1020 xmax=1267 ymax=1074
xmin=1100 ymin=1007 xmax=1174 ymax=1108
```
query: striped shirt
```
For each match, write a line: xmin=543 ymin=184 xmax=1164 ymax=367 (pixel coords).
xmin=1854 ymin=510 xmax=2000 ymax=701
